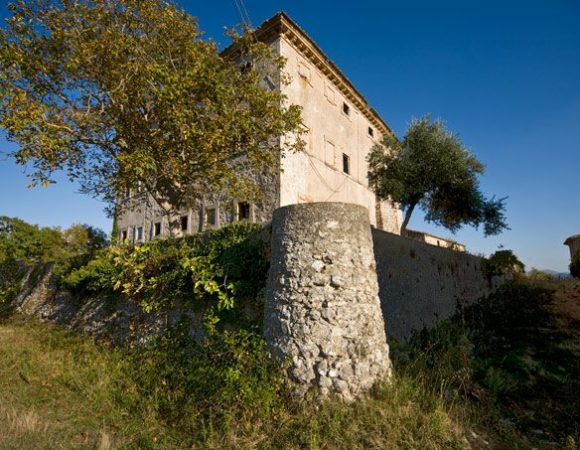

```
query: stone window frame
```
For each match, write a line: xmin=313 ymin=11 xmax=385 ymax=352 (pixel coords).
xmin=342 ymin=101 xmax=351 ymax=118
xmin=180 ymin=215 xmax=189 ymax=232
xmin=342 ymin=152 xmax=351 ymax=175
xmin=324 ymin=82 xmax=337 ymax=105
xmin=297 ymin=59 xmax=313 ymax=86
xmin=204 ymin=207 xmax=217 ymax=228
xmin=324 ymin=137 xmax=336 ymax=169
xmin=236 ymin=201 xmax=253 ymax=222
xmin=153 ymin=221 xmax=162 ymax=238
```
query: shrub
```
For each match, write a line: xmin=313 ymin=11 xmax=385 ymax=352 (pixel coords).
xmin=0 ymin=257 xmax=25 ymax=304
xmin=59 ymin=252 xmax=119 ymax=295
xmin=482 ymin=249 xmax=525 ymax=278
xmin=56 ymin=222 xmax=269 ymax=330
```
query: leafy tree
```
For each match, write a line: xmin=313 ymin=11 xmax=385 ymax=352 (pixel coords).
xmin=570 ymin=251 xmax=580 ymax=279
xmin=63 ymin=224 xmax=109 ymax=254
xmin=0 ymin=0 xmax=304 ymax=235
xmin=0 ymin=216 xmax=107 ymax=264
xmin=482 ymin=249 xmax=525 ymax=277
xmin=368 ymin=116 xmax=508 ymax=236
xmin=0 ymin=216 xmax=65 ymax=263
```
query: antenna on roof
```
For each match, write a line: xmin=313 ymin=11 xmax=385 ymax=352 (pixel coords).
xmin=232 ymin=0 xmax=252 ymax=31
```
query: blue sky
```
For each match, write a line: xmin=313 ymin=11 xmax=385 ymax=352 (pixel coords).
xmin=0 ymin=0 xmax=578 ymax=271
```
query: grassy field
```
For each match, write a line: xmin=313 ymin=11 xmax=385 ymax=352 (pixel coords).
xmin=1 ymin=279 xmax=579 ymax=449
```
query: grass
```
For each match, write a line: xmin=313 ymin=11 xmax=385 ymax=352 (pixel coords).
xmin=1 ymin=278 xmax=579 ymax=449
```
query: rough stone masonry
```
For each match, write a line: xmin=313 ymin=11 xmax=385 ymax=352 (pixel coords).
xmin=264 ymin=202 xmax=392 ymax=400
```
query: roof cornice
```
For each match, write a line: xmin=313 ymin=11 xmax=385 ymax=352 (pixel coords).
xmin=225 ymin=12 xmax=394 ymax=138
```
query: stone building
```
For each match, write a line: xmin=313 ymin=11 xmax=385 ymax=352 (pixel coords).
xmin=116 ymin=12 xmax=402 ymax=242
xmin=405 ymin=229 xmax=466 ymax=252
xmin=564 ymin=235 xmax=580 ymax=260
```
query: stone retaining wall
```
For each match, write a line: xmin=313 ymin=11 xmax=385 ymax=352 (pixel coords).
xmin=372 ymin=227 xmax=503 ymax=341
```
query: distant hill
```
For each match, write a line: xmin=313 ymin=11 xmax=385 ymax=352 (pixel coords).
xmin=529 ymin=269 xmax=571 ymax=279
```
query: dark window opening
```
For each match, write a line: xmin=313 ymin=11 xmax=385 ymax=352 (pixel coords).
xmin=137 ymin=226 xmax=143 ymax=241
xmin=121 ymin=230 xmax=128 ymax=241
xmin=180 ymin=215 xmax=188 ymax=231
xmin=238 ymin=202 xmax=251 ymax=221
xmin=154 ymin=222 xmax=161 ymax=237
xmin=342 ymin=153 xmax=350 ymax=174
xmin=342 ymin=102 xmax=350 ymax=115
xmin=368 ymin=126 xmax=374 ymax=137
xmin=205 ymin=208 xmax=216 ymax=226
xmin=240 ymin=61 xmax=252 ymax=74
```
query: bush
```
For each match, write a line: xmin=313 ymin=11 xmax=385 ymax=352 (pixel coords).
xmin=59 ymin=252 xmax=119 ymax=295
xmin=0 ymin=257 xmax=25 ymax=304
xmin=482 ymin=249 xmax=525 ymax=278
xmin=55 ymin=222 xmax=269 ymax=331
xmin=570 ymin=251 xmax=580 ymax=279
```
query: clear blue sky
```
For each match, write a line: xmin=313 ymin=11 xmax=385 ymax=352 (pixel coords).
xmin=0 ymin=0 xmax=578 ymax=272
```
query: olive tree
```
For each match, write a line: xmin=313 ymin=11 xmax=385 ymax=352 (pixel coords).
xmin=368 ymin=116 xmax=507 ymax=236
xmin=0 ymin=0 xmax=305 ymax=234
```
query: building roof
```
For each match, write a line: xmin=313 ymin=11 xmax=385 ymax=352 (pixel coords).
xmin=564 ymin=235 xmax=580 ymax=245
xmin=224 ymin=12 xmax=394 ymax=137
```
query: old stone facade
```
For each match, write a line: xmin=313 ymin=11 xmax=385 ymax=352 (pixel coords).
xmin=116 ymin=13 xmax=402 ymax=242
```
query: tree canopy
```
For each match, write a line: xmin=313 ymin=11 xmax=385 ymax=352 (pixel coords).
xmin=368 ymin=116 xmax=508 ymax=236
xmin=0 ymin=217 xmax=108 ymax=264
xmin=0 ymin=0 xmax=305 ymax=232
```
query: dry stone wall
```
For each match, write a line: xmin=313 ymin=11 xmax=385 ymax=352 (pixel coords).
xmin=372 ymin=228 xmax=504 ymax=341
xmin=13 ymin=266 xmax=204 ymax=346
xmin=264 ymin=203 xmax=392 ymax=400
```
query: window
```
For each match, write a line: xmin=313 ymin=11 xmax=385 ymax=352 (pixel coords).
xmin=204 ymin=208 xmax=216 ymax=227
xmin=342 ymin=102 xmax=350 ymax=116
xmin=238 ymin=202 xmax=251 ymax=221
xmin=121 ymin=230 xmax=128 ymax=241
xmin=368 ymin=126 xmax=374 ymax=137
xmin=324 ymin=140 xmax=335 ymax=167
xmin=137 ymin=226 xmax=143 ymax=242
xmin=153 ymin=222 xmax=161 ymax=237
xmin=298 ymin=61 xmax=311 ymax=82
xmin=342 ymin=153 xmax=350 ymax=175
xmin=180 ymin=215 xmax=188 ymax=231
xmin=325 ymin=83 xmax=337 ymax=105
xmin=240 ymin=60 xmax=252 ymax=74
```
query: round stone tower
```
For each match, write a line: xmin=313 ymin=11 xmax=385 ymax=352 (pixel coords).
xmin=264 ymin=202 xmax=391 ymax=400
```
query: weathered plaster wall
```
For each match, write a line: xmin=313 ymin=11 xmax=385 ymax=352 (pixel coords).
xmin=278 ymin=36 xmax=401 ymax=233
xmin=372 ymin=228 xmax=503 ymax=341
xmin=264 ymin=203 xmax=391 ymax=400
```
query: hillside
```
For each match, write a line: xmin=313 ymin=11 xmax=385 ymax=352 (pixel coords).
xmin=1 ymin=278 xmax=579 ymax=449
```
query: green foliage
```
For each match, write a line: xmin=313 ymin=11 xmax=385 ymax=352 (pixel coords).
xmin=0 ymin=216 xmax=108 ymax=265
xmin=120 ymin=324 xmax=285 ymax=441
xmin=0 ymin=0 xmax=305 ymax=222
xmin=570 ymin=251 xmax=580 ymax=279
xmin=482 ymin=249 xmax=525 ymax=277
xmin=368 ymin=115 xmax=508 ymax=236
xmin=0 ymin=257 xmax=25 ymax=304
xmin=59 ymin=252 xmax=119 ymax=296
xmin=60 ymin=222 xmax=268 ymax=329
